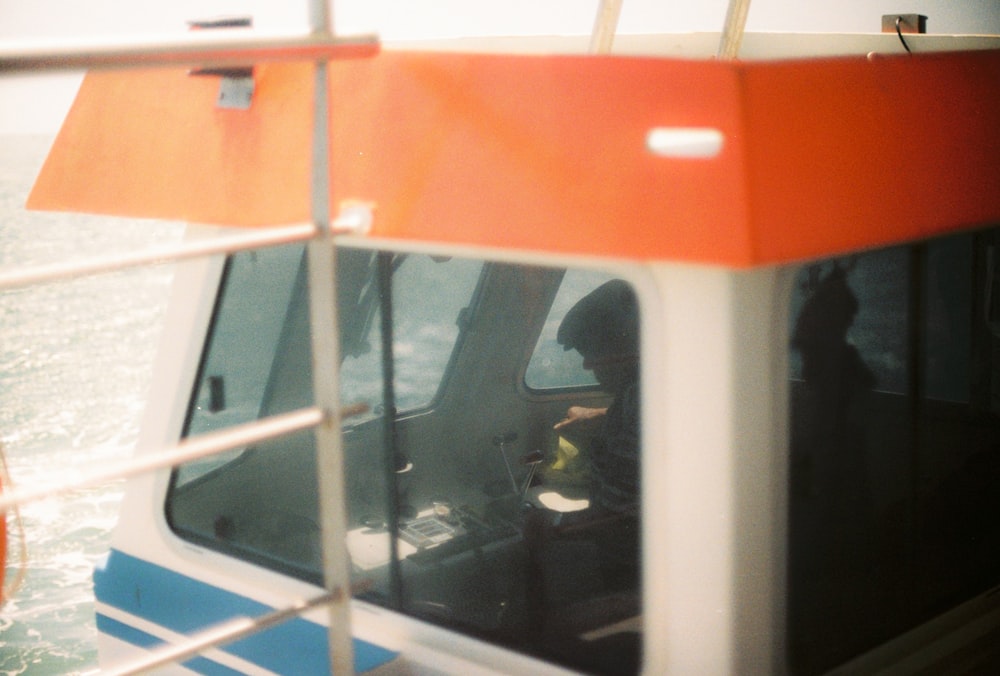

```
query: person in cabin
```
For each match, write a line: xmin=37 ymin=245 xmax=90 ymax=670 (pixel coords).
xmin=788 ymin=263 xmax=878 ymax=667
xmin=790 ymin=263 xmax=876 ymax=542
xmin=524 ymin=279 xmax=641 ymax=620
xmin=554 ymin=279 xmax=641 ymax=529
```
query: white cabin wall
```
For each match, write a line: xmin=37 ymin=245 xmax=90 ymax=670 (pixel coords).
xmin=728 ymin=266 xmax=795 ymax=674
xmin=644 ymin=264 xmax=734 ymax=673
xmin=112 ymin=247 xmax=223 ymax=552
xmin=644 ymin=262 xmax=792 ymax=674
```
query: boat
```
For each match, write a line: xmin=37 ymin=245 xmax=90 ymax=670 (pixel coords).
xmin=5 ymin=0 xmax=1000 ymax=673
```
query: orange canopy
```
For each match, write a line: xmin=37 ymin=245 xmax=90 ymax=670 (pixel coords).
xmin=28 ymin=48 xmax=1000 ymax=267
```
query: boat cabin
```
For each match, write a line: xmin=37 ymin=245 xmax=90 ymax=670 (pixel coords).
xmin=23 ymin=25 xmax=1000 ymax=676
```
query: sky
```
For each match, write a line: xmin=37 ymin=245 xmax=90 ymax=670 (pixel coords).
xmin=1 ymin=0 xmax=999 ymax=134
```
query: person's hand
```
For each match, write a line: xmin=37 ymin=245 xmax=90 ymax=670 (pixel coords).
xmin=553 ymin=406 xmax=607 ymax=432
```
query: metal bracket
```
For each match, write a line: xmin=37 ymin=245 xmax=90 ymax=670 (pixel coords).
xmin=187 ymin=16 xmax=255 ymax=110
xmin=882 ymin=14 xmax=927 ymax=34
xmin=214 ymin=74 xmax=254 ymax=110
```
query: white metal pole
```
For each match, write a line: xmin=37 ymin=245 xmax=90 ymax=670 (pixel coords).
xmin=0 ymin=224 xmax=317 ymax=291
xmin=0 ymin=405 xmax=371 ymax=514
xmin=0 ymin=407 xmax=306 ymax=512
xmin=100 ymin=592 xmax=339 ymax=676
xmin=590 ymin=0 xmax=623 ymax=54
xmin=0 ymin=30 xmax=377 ymax=73
xmin=717 ymin=0 xmax=752 ymax=59
xmin=307 ymin=0 xmax=356 ymax=673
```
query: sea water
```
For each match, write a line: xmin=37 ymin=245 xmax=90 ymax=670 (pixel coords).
xmin=0 ymin=135 xmax=183 ymax=674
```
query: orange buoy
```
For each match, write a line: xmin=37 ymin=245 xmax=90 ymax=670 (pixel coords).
xmin=1 ymin=472 xmax=7 ymax=603
xmin=1 ymin=444 xmax=11 ymax=605
xmin=0 ymin=446 xmax=27 ymax=605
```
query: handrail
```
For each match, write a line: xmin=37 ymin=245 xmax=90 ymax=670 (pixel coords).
xmin=97 ymin=590 xmax=341 ymax=676
xmin=0 ymin=2 xmax=365 ymax=672
xmin=0 ymin=223 xmax=317 ymax=291
xmin=0 ymin=203 xmax=372 ymax=291
xmin=0 ymin=202 xmax=372 ymax=291
xmin=0 ymin=407 xmax=325 ymax=513
xmin=0 ymin=29 xmax=378 ymax=73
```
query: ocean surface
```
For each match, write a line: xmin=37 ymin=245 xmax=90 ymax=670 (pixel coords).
xmin=0 ymin=134 xmax=184 ymax=674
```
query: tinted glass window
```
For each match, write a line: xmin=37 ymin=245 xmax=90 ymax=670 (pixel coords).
xmin=524 ymin=268 xmax=617 ymax=390
xmin=167 ymin=248 xmax=643 ymax=674
xmin=788 ymin=228 xmax=1000 ymax=673
xmin=339 ymin=253 xmax=483 ymax=418
xmin=175 ymin=244 xmax=305 ymax=486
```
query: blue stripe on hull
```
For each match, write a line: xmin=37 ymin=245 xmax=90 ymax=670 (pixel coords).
xmin=96 ymin=614 xmax=245 ymax=676
xmin=94 ymin=549 xmax=397 ymax=674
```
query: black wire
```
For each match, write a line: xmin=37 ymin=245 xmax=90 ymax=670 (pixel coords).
xmin=896 ymin=16 xmax=913 ymax=54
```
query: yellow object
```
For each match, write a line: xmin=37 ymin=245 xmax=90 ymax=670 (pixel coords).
xmin=551 ymin=435 xmax=580 ymax=470
xmin=544 ymin=436 xmax=590 ymax=489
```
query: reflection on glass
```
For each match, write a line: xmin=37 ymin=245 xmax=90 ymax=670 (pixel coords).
xmin=167 ymin=247 xmax=644 ymax=674
xmin=789 ymin=229 xmax=1000 ymax=674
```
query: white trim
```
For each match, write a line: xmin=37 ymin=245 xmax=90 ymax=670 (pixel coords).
xmin=102 ymin=593 xmax=338 ymax=676
xmin=348 ymin=598 xmax=578 ymax=675
xmin=97 ymin=634 xmax=201 ymax=676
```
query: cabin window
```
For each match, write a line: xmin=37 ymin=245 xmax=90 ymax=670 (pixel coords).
xmin=339 ymin=253 xmax=483 ymax=416
xmin=788 ymin=226 xmax=1000 ymax=674
xmin=166 ymin=246 xmax=643 ymax=674
xmin=175 ymin=244 xmax=305 ymax=486
xmin=524 ymin=268 xmax=617 ymax=390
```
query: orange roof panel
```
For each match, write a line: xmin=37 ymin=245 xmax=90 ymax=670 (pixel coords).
xmin=28 ymin=48 xmax=1000 ymax=266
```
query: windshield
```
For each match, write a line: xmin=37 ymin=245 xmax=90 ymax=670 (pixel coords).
xmin=175 ymin=244 xmax=482 ymax=486
xmin=166 ymin=244 xmax=644 ymax=673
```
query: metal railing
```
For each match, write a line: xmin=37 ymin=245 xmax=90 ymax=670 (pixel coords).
xmin=99 ymin=589 xmax=345 ymax=676
xmin=0 ymin=223 xmax=318 ymax=290
xmin=0 ymin=407 xmax=324 ymax=514
xmin=0 ymin=1 xmax=373 ymax=673
xmin=0 ymin=29 xmax=377 ymax=73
